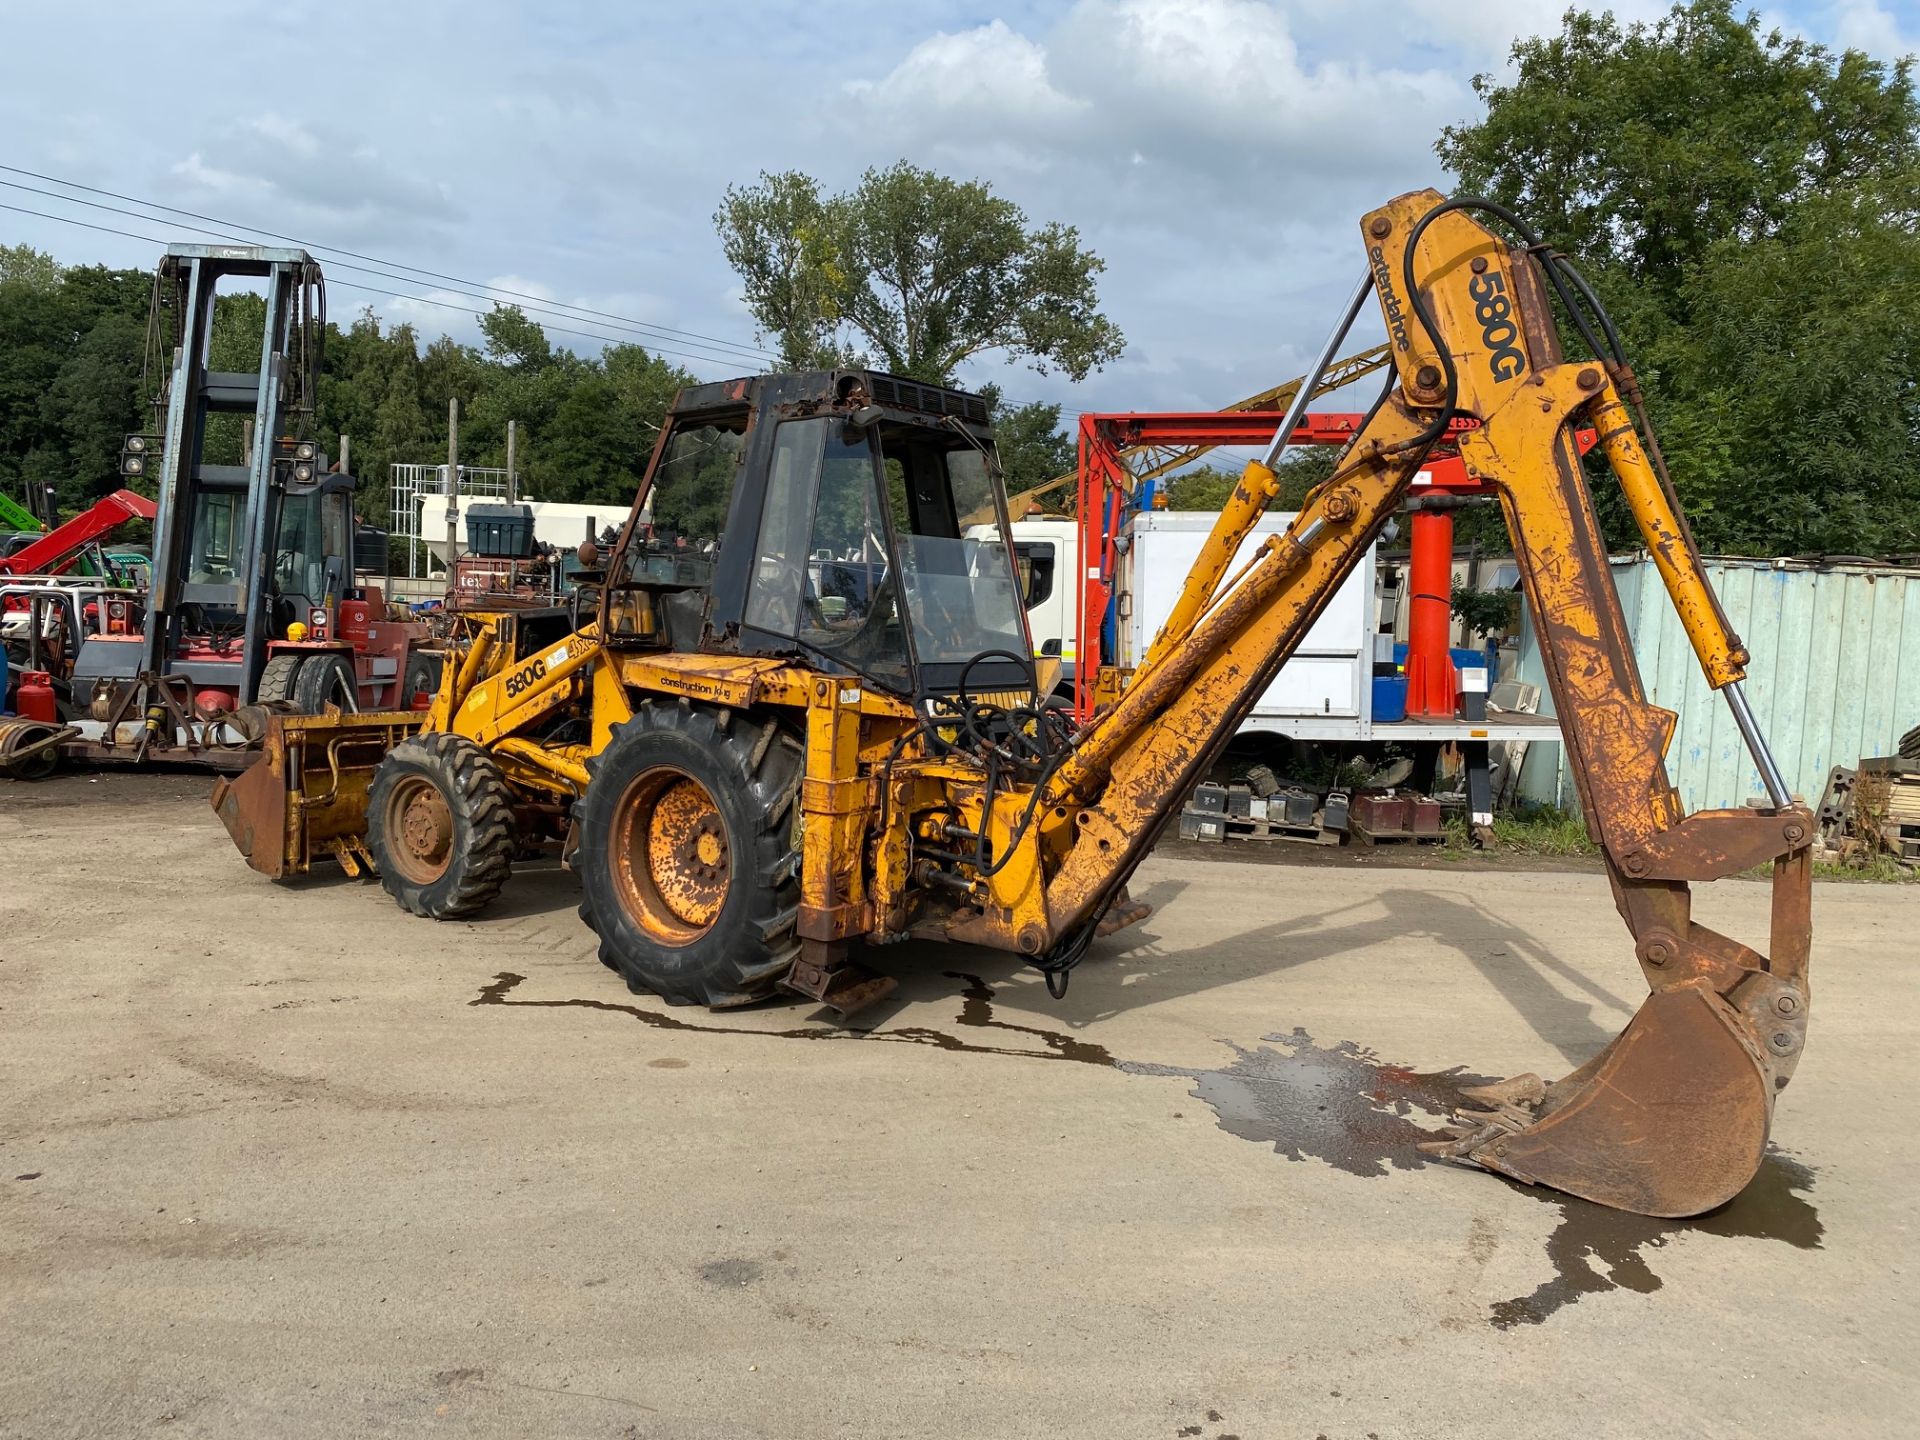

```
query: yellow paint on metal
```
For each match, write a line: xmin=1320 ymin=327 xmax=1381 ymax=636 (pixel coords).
xmin=1587 ymin=387 xmax=1745 ymax=688
xmin=609 ymin=766 xmax=729 ymax=943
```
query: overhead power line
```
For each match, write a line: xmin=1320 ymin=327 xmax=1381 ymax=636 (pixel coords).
xmin=0 ymin=199 xmax=757 ymax=372
xmin=0 ymin=163 xmax=775 ymax=366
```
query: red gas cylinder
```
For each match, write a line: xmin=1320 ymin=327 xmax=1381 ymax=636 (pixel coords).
xmin=337 ymin=599 xmax=374 ymax=646
xmin=195 ymin=687 xmax=238 ymax=715
xmin=17 ymin=670 xmax=56 ymax=723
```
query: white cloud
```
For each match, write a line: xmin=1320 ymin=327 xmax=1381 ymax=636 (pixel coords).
xmin=1828 ymin=0 xmax=1918 ymax=54
xmin=848 ymin=18 xmax=1084 ymax=127
xmin=3 ymin=0 xmax=1898 ymax=414
xmin=248 ymin=113 xmax=321 ymax=160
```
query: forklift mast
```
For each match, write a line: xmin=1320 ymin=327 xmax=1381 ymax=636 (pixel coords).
xmin=137 ymin=245 xmax=326 ymax=704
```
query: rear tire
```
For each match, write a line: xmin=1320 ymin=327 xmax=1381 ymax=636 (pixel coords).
xmin=257 ymin=653 xmax=305 ymax=704
xmin=367 ymin=733 xmax=515 ymax=919
xmin=293 ymin=652 xmax=359 ymax=713
xmin=401 ymin=650 xmax=443 ymax=710
xmin=574 ymin=700 xmax=802 ymax=1007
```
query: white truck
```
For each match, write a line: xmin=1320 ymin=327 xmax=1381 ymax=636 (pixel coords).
xmin=981 ymin=510 xmax=1558 ymax=749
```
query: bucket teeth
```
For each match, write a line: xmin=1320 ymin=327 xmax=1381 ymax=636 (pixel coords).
xmin=1418 ymin=1086 xmax=1538 ymax=1160
xmin=1457 ymin=1073 xmax=1546 ymax=1108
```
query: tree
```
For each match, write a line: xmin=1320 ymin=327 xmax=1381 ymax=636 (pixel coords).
xmin=0 ymin=254 xmax=149 ymax=516
xmin=976 ymin=384 xmax=1075 ymax=511
xmin=716 ymin=163 xmax=1124 ymax=385
xmin=714 ymin=171 xmax=850 ymax=370
xmin=0 ymin=243 xmax=59 ymax=290
xmin=478 ymin=304 xmax=555 ymax=371
xmin=1437 ymin=1 xmax=1920 ymax=556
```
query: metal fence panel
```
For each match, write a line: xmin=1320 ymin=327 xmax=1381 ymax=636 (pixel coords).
xmin=1517 ymin=557 xmax=1920 ymax=813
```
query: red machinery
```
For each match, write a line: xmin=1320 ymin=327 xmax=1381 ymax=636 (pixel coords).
xmin=1073 ymin=410 xmax=1598 ymax=723
xmin=0 ymin=489 xmax=155 ymax=578
xmin=1073 ymin=410 xmax=1481 ymax=722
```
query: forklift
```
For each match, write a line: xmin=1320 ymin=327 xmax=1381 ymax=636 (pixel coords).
xmin=12 ymin=245 xmax=439 ymax=770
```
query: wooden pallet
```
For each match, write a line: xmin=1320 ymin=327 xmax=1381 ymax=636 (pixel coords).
xmin=1179 ymin=807 xmax=1342 ymax=846
xmin=1349 ymin=821 xmax=1448 ymax=846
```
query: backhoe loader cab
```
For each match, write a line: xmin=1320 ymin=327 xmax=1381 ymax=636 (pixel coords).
xmin=600 ymin=370 xmax=1036 ymax=701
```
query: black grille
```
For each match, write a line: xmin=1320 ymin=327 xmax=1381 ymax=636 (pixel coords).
xmin=865 ymin=372 xmax=985 ymax=425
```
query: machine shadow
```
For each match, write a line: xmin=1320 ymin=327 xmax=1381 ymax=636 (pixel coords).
xmin=460 ymin=855 xmax=1637 ymax=1066
xmin=875 ymin=880 xmax=1638 ymax=1066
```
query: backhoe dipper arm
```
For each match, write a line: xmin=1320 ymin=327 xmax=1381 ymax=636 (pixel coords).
xmin=1021 ymin=188 xmax=1813 ymax=1218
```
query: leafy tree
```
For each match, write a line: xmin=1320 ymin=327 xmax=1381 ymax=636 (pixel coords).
xmin=1451 ymin=583 xmax=1520 ymax=640
xmin=716 ymin=162 xmax=1124 ymax=385
xmin=478 ymin=304 xmax=555 ymax=371
xmin=0 ymin=249 xmax=149 ymax=516
xmin=0 ymin=261 xmax=696 ymax=537
xmin=0 ymin=243 xmax=59 ymax=290
xmin=1437 ymin=0 xmax=1920 ymax=556
xmin=714 ymin=171 xmax=850 ymax=370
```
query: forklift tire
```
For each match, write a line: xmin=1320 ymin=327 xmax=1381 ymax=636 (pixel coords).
xmin=401 ymin=650 xmax=443 ymax=709
xmin=574 ymin=700 xmax=802 ymax=1008
xmin=367 ymin=733 xmax=515 ymax=920
xmin=257 ymin=654 xmax=305 ymax=704
xmin=293 ymin=652 xmax=360 ymax=713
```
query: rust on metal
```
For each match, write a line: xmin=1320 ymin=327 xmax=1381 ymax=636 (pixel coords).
xmin=611 ymin=765 xmax=728 ymax=942
xmin=0 ymin=717 xmax=77 ymax=779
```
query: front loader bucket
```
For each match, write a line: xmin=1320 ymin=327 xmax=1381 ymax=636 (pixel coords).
xmin=1460 ymin=982 xmax=1774 ymax=1217
xmin=211 ymin=709 xmax=423 ymax=879
xmin=212 ymin=743 xmax=293 ymax=877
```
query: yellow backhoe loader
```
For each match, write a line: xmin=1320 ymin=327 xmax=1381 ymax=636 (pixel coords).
xmin=213 ymin=189 xmax=1814 ymax=1220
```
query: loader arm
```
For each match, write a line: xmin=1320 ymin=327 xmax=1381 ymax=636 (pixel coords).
xmin=1003 ymin=188 xmax=1813 ymax=1217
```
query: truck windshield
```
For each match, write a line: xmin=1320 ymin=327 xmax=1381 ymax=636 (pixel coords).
xmin=273 ymin=492 xmax=336 ymax=607
xmin=187 ymin=491 xmax=246 ymax=586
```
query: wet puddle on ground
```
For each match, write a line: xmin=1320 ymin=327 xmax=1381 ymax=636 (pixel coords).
xmin=473 ymin=969 xmax=1821 ymax=1327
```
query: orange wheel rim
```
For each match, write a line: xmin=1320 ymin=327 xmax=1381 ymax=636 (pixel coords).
xmin=613 ymin=767 xmax=729 ymax=943
xmin=385 ymin=774 xmax=453 ymax=886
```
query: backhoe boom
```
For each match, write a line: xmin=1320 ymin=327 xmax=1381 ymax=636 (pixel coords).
xmin=995 ymin=189 xmax=1813 ymax=1216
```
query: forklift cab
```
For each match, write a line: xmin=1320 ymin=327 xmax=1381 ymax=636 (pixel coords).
xmin=601 ymin=370 xmax=1035 ymax=701
xmin=178 ymin=458 xmax=352 ymax=638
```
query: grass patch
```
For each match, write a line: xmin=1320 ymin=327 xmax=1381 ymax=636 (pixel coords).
xmin=1446 ymin=805 xmax=1597 ymax=857
xmin=1456 ymin=806 xmax=1918 ymax=883
xmin=1811 ymin=853 xmax=1919 ymax=884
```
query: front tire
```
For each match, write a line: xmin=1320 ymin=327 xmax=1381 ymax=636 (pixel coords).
xmin=367 ymin=733 xmax=515 ymax=918
xmin=293 ymin=652 xmax=359 ymax=713
xmin=257 ymin=653 xmax=305 ymax=704
xmin=574 ymin=701 xmax=801 ymax=1007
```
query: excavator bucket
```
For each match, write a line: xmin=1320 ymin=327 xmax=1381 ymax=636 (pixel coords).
xmin=1422 ymin=850 xmax=1814 ymax=1217
xmin=1425 ymin=984 xmax=1771 ymax=1216
xmin=212 ymin=709 xmax=423 ymax=879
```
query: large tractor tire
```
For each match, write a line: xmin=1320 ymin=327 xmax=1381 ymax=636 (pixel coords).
xmin=256 ymin=653 xmax=305 ymax=704
xmin=574 ymin=700 xmax=802 ymax=1008
xmin=293 ymin=652 xmax=359 ymax=713
xmin=366 ymin=733 xmax=515 ymax=919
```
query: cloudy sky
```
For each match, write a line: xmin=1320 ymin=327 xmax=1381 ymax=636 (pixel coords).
xmin=2 ymin=0 xmax=1913 ymax=420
